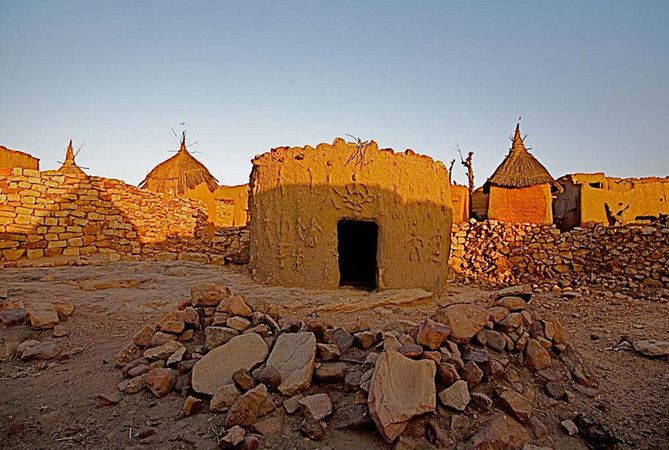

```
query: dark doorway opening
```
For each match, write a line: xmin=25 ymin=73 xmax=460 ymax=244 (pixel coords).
xmin=337 ymin=219 xmax=378 ymax=291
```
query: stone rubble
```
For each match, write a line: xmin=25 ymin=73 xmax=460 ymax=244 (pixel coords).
xmin=109 ymin=282 xmax=606 ymax=449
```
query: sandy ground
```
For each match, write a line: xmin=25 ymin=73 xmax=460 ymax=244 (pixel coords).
xmin=0 ymin=260 xmax=668 ymax=449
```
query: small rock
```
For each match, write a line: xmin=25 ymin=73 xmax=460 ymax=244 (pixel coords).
xmin=160 ymin=320 xmax=185 ymax=334
xmin=317 ymin=343 xmax=341 ymax=361
xmin=118 ymin=375 xmax=146 ymax=394
xmin=469 ymin=392 xmax=493 ymax=412
xmin=561 ymin=419 xmax=578 ymax=436
xmin=233 ymin=369 xmax=257 ymax=391
xmin=331 ymin=404 xmax=372 ymax=429
xmin=252 ymin=365 xmax=282 ymax=390
xmin=283 ymin=394 xmax=303 ymax=414
xmin=471 ymin=413 xmax=529 ymax=449
xmin=225 ymin=384 xmax=275 ymax=427
xmin=190 ymin=283 xmax=230 ymax=307
xmin=182 ymin=395 xmax=204 ymax=416
xmin=315 ymin=362 xmax=349 ymax=383
xmin=143 ymin=341 xmax=184 ymax=361
xmin=229 ymin=295 xmax=253 ymax=317
xmin=438 ymin=379 xmax=470 ymax=411
xmin=133 ymin=326 xmax=155 ymax=348
xmin=220 ymin=425 xmax=246 ymax=449
xmin=227 ymin=316 xmax=251 ymax=332
xmin=461 ymin=361 xmax=483 ymax=387
xmin=145 ymin=368 xmax=176 ymax=398
xmin=544 ymin=381 xmax=566 ymax=400
xmin=210 ymin=383 xmax=241 ymax=412
xmin=299 ymin=393 xmax=333 ymax=420
xmin=24 ymin=302 xmax=60 ymax=329
xmin=98 ymin=392 xmax=121 ymax=406
xmin=204 ymin=326 xmax=239 ymax=351
xmin=525 ymin=339 xmax=552 ymax=371
xmin=150 ymin=331 xmax=177 ymax=347
xmin=498 ymin=389 xmax=534 ymax=424
xmin=398 ymin=343 xmax=423 ymax=358
xmin=301 ymin=415 xmax=327 ymax=440
xmin=325 ymin=327 xmax=354 ymax=351
xmin=354 ymin=331 xmax=376 ymax=349
xmin=416 ymin=319 xmax=450 ymax=350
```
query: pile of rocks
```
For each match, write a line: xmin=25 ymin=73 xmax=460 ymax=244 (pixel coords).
xmin=115 ymin=283 xmax=601 ymax=449
xmin=0 ymin=291 xmax=77 ymax=361
xmin=450 ymin=219 xmax=669 ymax=296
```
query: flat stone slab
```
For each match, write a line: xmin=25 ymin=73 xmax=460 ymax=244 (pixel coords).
xmin=192 ymin=333 xmax=269 ymax=395
xmin=368 ymin=349 xmax=436 ymax=443
xmin=266 ymin=332 xmax=316 ymax=396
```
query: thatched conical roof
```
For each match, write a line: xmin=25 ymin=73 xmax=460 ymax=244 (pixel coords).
xmin=486 ymin=124 xmax=555 ymax=189
xmin=139 ymin=132 xmax=218 ymax=196
xmin=58 ymin=140 xmax=87 ymax=177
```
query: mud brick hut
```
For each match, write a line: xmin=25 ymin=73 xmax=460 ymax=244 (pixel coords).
xmin=248 ymin=137 xmax=454 ymax=293
xmin=140 ymin=132 xmax=250 ymax=227
xmin=0 ymin=145 xmax=39 ymax=173
xmin=553 ymin=172 xmax=669 ymax=230
xmin=484 ymin=123 xmax=558 ymax=224
xmin=57 ymin=140 xmax=87 ymax=178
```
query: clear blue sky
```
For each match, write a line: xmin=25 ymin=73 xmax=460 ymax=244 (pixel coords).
xmin=1 ymin=1 xmax=668 ymax=186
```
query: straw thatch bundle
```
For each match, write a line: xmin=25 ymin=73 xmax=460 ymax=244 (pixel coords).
xmin=139 ymin=132 xmax=218 ymax=196
xmin=486 ymin=124 xmax=555 ymax=189
xmin=58 ymin=140 xmax=87 ymax=177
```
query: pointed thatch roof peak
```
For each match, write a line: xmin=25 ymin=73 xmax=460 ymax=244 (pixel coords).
xmin=486 ymin=123 xmax=555 ymax=189
xmin=139 ymin=132 xmax=219 ymax=196
xmin=58 ymin=139 xmax=87 ymax=177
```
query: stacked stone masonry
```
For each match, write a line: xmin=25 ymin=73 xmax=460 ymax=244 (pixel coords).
xmin=0 ymin=168 xmax=249 ymax=266
xmin=450 ymin=219 xmax=669 ymax=290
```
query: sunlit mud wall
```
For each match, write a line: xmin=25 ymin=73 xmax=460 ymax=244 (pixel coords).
xmin=554 ymin=173 xmax=669 ymax=230
xmin=0 ymin=168 xmax=248 ymax=266
xmin=487 ymin=184 xmax=553 ymax=224
xmin=248 ymin=138 xmax=454 ymax=293
xmin=450 ymin=184 xmax=470 ymax=223
xmin=215 ymin=184 xmax=249 ymax=227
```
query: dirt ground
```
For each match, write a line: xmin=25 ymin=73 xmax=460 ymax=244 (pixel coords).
xmin=1 ymin=260 xmax=668 ymax=449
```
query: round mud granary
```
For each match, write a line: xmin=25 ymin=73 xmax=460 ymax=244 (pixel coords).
xmin=248 ymin=137 xmax=453 ymax=293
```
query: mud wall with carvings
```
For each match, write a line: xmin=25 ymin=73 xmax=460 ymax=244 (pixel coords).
xmin=0 ymin=168 xmax=248 ymax=266
xmin=248 ymin=138 xmax=454 ymax=293
xmin=449 ymin=219 xmax=669 ymax=291
xmin=554 ymin=173 xmax=669 ymax=230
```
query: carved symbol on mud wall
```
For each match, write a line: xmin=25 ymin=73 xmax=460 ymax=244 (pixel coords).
xmin=308 ymin=168 xmax=315 ymax=194
xmin=406 ymin=221 xmax=424 ymax=262
xmin=297 ymin=217 xmax=322 ymax=248
xmin=429 ymin=232 xmax=445 ymax=263
xmin=331 ymin=184 xmax=375 ymax=215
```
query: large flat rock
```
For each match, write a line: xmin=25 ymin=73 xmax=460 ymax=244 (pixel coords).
xmin=192 ymin=333 xmax=269 ymax=395
xmin=368 ymin=349 xmax=436 ymax=443
xmin=266 ymin=332 xmax=316 ymax=396
xmin=434 ymin=303 xmax=489 ymax=343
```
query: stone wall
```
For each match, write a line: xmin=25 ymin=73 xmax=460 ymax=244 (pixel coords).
xmin=0 ymin=168 xmax=249 ymax=266
xmin=450 ymin=219 xmax=668 ymax=292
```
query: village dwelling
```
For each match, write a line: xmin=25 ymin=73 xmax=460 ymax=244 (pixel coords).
xmin=248 ymin=137 xmax=453 ymax=293
xmin=553 ymin=172 xmax=669 ymax=230
xmin=484 ymin=124 xmax=558 ymax=224
xmin=0 ymin=144 xmax=39 ymax=174
xmin=140 ymin=133 xmax=249 ymax=227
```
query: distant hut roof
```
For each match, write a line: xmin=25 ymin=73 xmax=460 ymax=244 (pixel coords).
xmin=139 ymin=132 xmax=218 ymax=195
xmin=485 ymin=123 xmax=556 ymax=189
xmin=58 ymin=140 xmax=87 ymax=177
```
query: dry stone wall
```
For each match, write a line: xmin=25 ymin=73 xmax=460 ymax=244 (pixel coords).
xmin=0 ymin=168 xmax=249 ymax=266
xmin=450 ymin=219 xmax=669 ymax=292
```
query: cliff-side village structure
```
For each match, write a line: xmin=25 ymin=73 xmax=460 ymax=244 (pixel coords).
xmin=1 ymin=124 xmax=668 ymax=449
